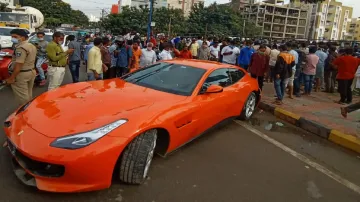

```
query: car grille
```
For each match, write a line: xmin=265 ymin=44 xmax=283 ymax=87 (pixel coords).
xmin=7 ymin=139 xmax=65 ymax=178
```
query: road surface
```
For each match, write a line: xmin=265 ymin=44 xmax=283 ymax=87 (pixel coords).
xmin=0 ymin=67 xmax=360 ymax=202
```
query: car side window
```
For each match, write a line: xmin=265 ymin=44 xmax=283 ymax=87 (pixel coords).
xmin=203 ymin=69 xmax=231 ymax=88
xmin=228 ymin=68 xmax=245 ymax=84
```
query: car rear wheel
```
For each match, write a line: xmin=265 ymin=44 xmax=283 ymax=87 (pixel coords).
xmin=239 ymin=92 xmax=256 ymax=120
xmin=119 ymin=129 xmax=157 ymax=184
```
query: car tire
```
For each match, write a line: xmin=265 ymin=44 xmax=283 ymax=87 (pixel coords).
xmin=239 ymin=92 xmax=256 ymax=121
xmin=119 ymin=129 xmax=157 ymax=184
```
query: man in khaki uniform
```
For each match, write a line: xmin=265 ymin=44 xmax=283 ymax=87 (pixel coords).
xmin=5 ymin=29 xmax=37 ymax=106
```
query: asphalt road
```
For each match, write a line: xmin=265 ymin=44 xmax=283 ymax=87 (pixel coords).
xmin=1 ymin=66 xmax=360 ymax=202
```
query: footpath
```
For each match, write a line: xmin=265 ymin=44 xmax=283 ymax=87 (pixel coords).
xmin=259 ymin=82 xmax=360 ymax=153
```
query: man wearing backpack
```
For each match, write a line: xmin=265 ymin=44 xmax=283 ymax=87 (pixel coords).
xmin=114 ymin=36 xmax=132 ymax=77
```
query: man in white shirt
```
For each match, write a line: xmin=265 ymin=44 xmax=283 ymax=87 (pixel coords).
xmin=210 ymin=41 xmax=220 ymax=61
xmin=268 ymin=44 xmax=280 ymax=82
xmin=140 ymin=42 xmax=157 ymax=67
xmin=221 ymin=40 xmax=240 ymax=65
xmin=287 ymin=42 xmax=299 ymax=98
xmin=159 ymin=43 xmax=173 ymax=60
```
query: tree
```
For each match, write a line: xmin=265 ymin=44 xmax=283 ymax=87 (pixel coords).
xmin=0 ymin=2 xmax=10 ymax=12
xmin=23 ymin=0 xmax=89 ymax=27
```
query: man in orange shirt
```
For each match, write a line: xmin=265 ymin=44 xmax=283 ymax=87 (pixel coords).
xmin=130 ymin=40 xmax=142 ymax=73
xmin=174 ymin=46 xmax=192 ymax=59
xmin=333 ymin=48 xmax=360 ymax=104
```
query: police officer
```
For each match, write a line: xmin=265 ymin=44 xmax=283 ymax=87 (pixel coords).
xmin=5 ymin=29 xmax=37 ymax=106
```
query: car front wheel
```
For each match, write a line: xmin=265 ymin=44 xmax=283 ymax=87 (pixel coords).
xmin=239 ymin=92 xmax=256 ymax=120
xmin=119 ymin=129 xmax=157 ymax=184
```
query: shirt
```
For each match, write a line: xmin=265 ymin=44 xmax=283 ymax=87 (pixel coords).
xmin=221 ymin=46 xmax=240 ymax=65
xmin=130 ymin=48 xmax=142 ymax=69
xmin=87 ymin=46 xmax=103 ymax=74
xmin=37 ymin=40 xmax=48 ymax=57
xmin=100 ymin=45 xmax=111 ymax=65
xmin=68 ymin=41 xmax=81 ymax=62
xmin=269 ymin=49 xmax=280 ymax=66
xmin=109 ymin=44 xmax=118 ymax=67
xmin=304 ymin=54 xmax=319 ymax=75
xmin=116 ymin=45 xmax=133 ymax=68
xmin=159 ymin=50 xmax=172 ymax=60
xmin=46 ymin=41 xmax=67 ymax=66
xmin=190 ymin=43 xmax=199 ymax=57
xmin=289 ymin=50 xmax=299 ymax=71
xmin=140 ymin=49 xmax=157 ymax=67
xmin=84 ymin=42 xmax=94 ymax=61
xmin=315 ymin=50 xmax=328 ymax=68
xmin=333 ymin=55 xmax=360 ymax=80
xmin=210 ymin=45 xmax=220 ymax=59
xmin=238 ymin=46 xmax=255 ymax=65
xmin=13 ymin=41 xmax=37 ymax=70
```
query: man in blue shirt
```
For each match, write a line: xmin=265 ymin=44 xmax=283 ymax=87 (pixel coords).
xmin=237 ymin=40 xmax=255 ymax=71
xmin=84 ymin=38 xmax=94 ymax=72
xmin=115 ymin=36 xmax=132 ymax=77
xmin=315 ymin=45 xmax=328 ymax=92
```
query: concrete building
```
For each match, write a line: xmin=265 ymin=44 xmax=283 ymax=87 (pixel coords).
xmin=167 ymin=0 xmax=204 ymax=16
xmin=313 ymin=0 xmax=353 ymax=40
xmin=121 ymin=0 xmax=167 ymax=9
xmin=240 ymin=0 xmax=312 ymax=39
xmin=346 ymin=18 xmax=360 ymax=41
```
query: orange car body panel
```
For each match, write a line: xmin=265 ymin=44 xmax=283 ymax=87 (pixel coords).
xmin=3 ymin=59 xmax=260 ymax=192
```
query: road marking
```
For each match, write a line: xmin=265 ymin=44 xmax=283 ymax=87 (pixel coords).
xmin=0 ymin=85 xmax=5 ymax=91
xmin=234 ymin=120 xmax=360 ymax=195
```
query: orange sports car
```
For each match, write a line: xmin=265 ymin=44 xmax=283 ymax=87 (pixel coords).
xmin=3 ymin=59 xmax=260 ymax=193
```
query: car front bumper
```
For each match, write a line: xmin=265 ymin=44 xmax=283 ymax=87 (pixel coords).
xmin=4 ymin=115 xmax=129 ymax=192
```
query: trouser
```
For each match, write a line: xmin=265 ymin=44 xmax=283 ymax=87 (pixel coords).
xmin=285 ymin=69 xmax=296 ymax=88
xmin=293 ymin=68 xmax=302 ymax=95
xmin=274 ymin=78 xmax=286 ymax=101
xmin=304 ymin=74 xmax=314 ymax=94
xmin=345 ymin=102 xmax=360 ymax=113
xmin=35 ymin=56 xmax=46 ymax=80
xmin=102 ymin=64 xmax=111 ymax=79
xmin=87 ymin=72 xmax=103 ymax=81
xmin=251 ymin=74 xmax=264 ymax=90
xmin=107 ymin=66 xmax=117 ymax=79
xmin=324 ymin=70 xmax=337 ymax=93
xmin=47 ymin=66 xmax=66 ymax=91
xmin=11 ymin=70 xmax=36 ymax=106
xmin=116 ymin=66 xmax=129 ymax=77
xmin=338 ymin=79 xmax=354 ymax=103
xmin=239 ymin=64 xmax=249 ymax=71
xmin=69 ymin=60 xmax=80 ymax=83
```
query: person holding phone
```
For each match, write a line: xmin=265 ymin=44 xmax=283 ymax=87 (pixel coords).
xmin=46 ymin=32 xmax=74 ymax=90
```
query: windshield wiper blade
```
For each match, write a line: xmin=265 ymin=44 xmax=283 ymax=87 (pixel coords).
xmin=127 ymin=63 xmax=173 ymax=83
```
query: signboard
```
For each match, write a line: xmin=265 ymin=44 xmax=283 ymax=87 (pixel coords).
xmin=151 ymin=22 xmax=155 ymax=27
xmin=61 ymin=24 xmax=74 ymax=28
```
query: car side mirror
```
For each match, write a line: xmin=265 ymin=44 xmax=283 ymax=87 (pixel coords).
xmin=205 ymin=84 xmax=223 ymax=94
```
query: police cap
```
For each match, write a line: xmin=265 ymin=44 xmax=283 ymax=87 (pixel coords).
xmin=10 ymin=29 xmax=29 ymax=38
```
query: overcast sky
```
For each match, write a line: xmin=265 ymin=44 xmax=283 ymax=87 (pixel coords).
xmin=63 ymin=0 xmax=360 ymax=18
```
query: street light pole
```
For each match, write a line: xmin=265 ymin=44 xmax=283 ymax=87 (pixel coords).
xmin=147 ymin=0 xmax=154 ymax=43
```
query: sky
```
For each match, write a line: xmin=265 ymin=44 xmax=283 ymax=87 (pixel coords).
xmin=63 ymin=0 xmax=360 ymax=18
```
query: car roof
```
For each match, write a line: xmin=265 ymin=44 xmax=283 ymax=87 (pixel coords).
xmin=164 ymin=59 xmax=235 ymax=70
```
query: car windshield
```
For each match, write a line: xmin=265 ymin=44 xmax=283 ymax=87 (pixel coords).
xmin=123 ymin=62 xmax=206 ymax=96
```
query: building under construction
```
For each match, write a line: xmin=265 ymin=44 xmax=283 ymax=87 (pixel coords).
xmin=240 ymin=0 xmax=313 ymax=39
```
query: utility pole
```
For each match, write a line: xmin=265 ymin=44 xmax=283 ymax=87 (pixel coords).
xmin=168 ymin=17 xmax=172 ymax=37
xmin=147 ymin=0 xmax=154 ymax=43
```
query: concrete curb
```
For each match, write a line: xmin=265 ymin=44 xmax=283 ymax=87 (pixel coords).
xmin=259 ymin=101 xmax=360 ymax=154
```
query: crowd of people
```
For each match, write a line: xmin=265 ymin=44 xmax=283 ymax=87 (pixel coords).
xmin=3 ymin=29 xmax=360 ymax=118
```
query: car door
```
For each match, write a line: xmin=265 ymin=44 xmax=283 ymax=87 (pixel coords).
xmin=226 ymin=68 xmax=246 ymax=116
xmin=190 ymin=68 xmax=234 ymax=138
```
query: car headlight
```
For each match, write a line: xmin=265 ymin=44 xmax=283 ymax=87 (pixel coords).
xmin=50 ymin=119 xmax=127 ymax=149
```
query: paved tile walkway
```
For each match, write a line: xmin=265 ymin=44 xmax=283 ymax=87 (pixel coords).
xmin=261 ymin=82 xmax=360 ymax=137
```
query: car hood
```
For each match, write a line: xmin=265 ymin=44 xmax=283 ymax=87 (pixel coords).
xmin=21 ymin=79 xmax=186 ymax=138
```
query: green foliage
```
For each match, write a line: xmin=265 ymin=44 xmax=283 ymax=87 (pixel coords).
xmin=0 ymin=2 xmax=9 ymax=12
xmin=101 ymin=2 xmax=260 ymax=37
xmin=23 ymin=0 xmax=89 ymax=27
xmin=289 ymin=0 xmax=324 ymax=3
